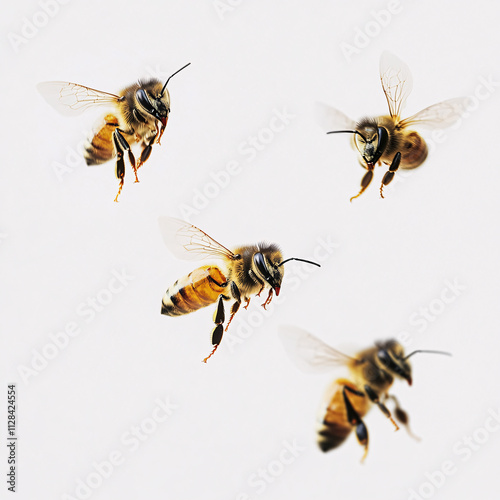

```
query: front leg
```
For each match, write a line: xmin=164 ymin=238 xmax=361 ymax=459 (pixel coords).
xmin=137 ymin=127 xmax=159 ymax=171
xmin=350 ymin=165 xmax=374 ymax=202
xmin=364 ymin=385 xmax=399 ymax=431
xmin=261 ymin=288 xmax=274 ymax=309
xmin=379 ymin=152 xmax=402 ymax=198
xmin=386 ymin=394 xmax=420 ymax=441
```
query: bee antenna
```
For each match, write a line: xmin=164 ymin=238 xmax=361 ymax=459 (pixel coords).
xmin=161 ymin=62 xmax=191 ymax=95
xmin=327 ymin=130 xmax=367 ymax=142
xmin=403 ymin=350 xmax=452 ymax=361
xmin=278 ymin=258 xmax=321 ymax=268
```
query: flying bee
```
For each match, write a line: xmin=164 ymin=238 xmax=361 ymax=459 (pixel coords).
xmin=37 ymin=63 xmax=190 ymax=201
xmin=159 ymin=217 xmax=321 ymax=362
xmin=317 ymin=52 xmax=469 ymax=200
xmin=279 ymin=326 xmax=451 ymax=461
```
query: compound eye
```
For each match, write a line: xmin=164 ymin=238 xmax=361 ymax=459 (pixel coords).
xmin=136 ymin=89 xmax=157 ymax=117
xmin=253 ymin=252 xmax=273 ymax=283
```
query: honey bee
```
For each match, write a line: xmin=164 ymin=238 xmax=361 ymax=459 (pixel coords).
xmin=279 ymin=326 xmax=450 ymax=461
xmin=317 ymin=52 xmax=468 ymax=200
xmin=37 ymin=63 xmax=190 ymax=201
xmin=159 ymin=218 xmax=321 ymax=362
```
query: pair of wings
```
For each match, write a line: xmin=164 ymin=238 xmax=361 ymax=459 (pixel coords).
xmin=278 ymin=326 xmax=361 ymax=374
xmin=37 ymin=81 xmax=124 ymax=116
xmin=158 ymin=216 xmax=237 ymax=262
xmin=316 ymin=51 xmax=468 ymax=132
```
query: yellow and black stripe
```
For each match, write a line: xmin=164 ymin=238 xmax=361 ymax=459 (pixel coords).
xmin=161 ymin=265 xmax=227 ymax=316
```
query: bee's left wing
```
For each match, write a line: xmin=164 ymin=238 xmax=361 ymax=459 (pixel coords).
xmin=278 ymin=326 xmax=360 ymax=374
xmin=314 ymin=102 xmax=357 ymax=132
xmin=37 ymin=81 xmax=122 ymax=117
xmin=397 ymin=97 xmax=469 ymax=130
xmin=380 ymin=51 xmax=413 ymax=121
xmin=158 ymin=217 xmax=237 ymax=262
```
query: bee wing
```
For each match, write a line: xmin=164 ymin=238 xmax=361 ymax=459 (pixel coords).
xmin=380 ymin=51 xmax=413 ymax=121
xmin=314 ymin=102 xmax=356 ymax=132
xmin=397 ymin=97 xmax=469 ymax=130
xmin=158 ymin=217 xmax=237 ymax=262
xmin=37 ymin=81 xmax=122 ymax=117
xmin=278 ymin=326 xmax=358 ymax=374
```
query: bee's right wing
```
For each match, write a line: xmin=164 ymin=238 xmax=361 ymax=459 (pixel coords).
xmin=314 ymin=102 xmax=356 ymax=132
xmin=278 ymin=326 xmax=359 ymax=374
xmin=37 ymin=81 xmax=122 ymax=117
xmin=397 ymin=97 xmax=469 ymax=130
xmin=158 ymin=217 xmax=237 ymax=262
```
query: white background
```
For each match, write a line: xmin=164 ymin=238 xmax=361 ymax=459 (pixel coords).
xmin=2 ymin=1 xmax=500 ymax=499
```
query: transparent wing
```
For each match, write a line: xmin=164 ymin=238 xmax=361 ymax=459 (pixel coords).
xmin=158 ymin=217 xmax=236 ymax=262
xmin=397 ymin=97 xmax=469 ymax=130
xmin=278 ymin=326 xmax=359 ymax=374
xmin=314 ymin=102 xmax=356 ymax=132
xmin=37 ymin=81 xmax=122 ymax=116
xmin=379 ymin=51 xmax=413 ymax=120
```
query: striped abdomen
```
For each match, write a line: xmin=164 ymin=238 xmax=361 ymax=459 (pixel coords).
xmin=317 ymin=378 xmax=370 ymax=452
xmin=161 ymin=265 xmax=227 ymax=317
xmin=84 ymin=113 xmax=136 ymax=166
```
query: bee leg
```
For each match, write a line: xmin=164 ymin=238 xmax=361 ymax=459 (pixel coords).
xmin=256 ymin=285 xmax=265 ymax=297
xmin=387 ymin=394 xmax=420 ymax=441
xmin=136 ymin=137 xmax=155 ymax=171
xmin=379 ymin=152 xmax=402 ymax=198
xmin=261 ymin=288 xmax=273 ymax=309
xmin=243 ymin=298 xmax=251 ymax=310
xmin=203 ymin=295 xmax=226 ymax=363
xmin=343 ymin=386 xmax=369 ymax=462
xmin=350 ymin=166 xmax=374 ymax=202
xmin=114 ymin=129 xmax=139 ymax=183
xmin=112 ymin=134 xmax=126 ymax=202
xmin=225 ymin=282 xmax=241 ymax=331
xmin=156 ymin=117 xmax=168 ymax=145
xmin=364 ymin=385 xmax=399 ymax=431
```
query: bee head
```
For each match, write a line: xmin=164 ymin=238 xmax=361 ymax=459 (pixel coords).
xmin=327 ymin=122 xmax=389 ymax=166
xmin=252 ymin=246 xmax=321 ymax=296
xmin=376 ymin=340 xmax=413 ymax=385
xmin=135 ymin=63 xmax=190 ymax=125
xmin=136 ymin=87 xmax=170 ymax=124
xmin=375 ymin=341 xmax=451 ymax=386
xmin=353 ymin=122 xmax=389 ymax=165
xmin=252 ymin=245 xmax=284 ymax=295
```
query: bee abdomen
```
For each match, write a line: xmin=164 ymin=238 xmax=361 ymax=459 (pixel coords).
xmin=161 ymin=266 xmax=227 ymax=317
xmin=317 ymin=379 xmax=368 ymax=453
xmin=83 ymin=114 xmax=120 ymax=166
xmin=400 ymin=131 xmax=428 ymax=169
xmin=317 ymin=421 xmax=352 ymax=452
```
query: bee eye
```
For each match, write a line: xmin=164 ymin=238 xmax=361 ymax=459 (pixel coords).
xmin=136 ymin=89 xmax=155 ymax=113
xmin=253 ymin=252 xmax=272 ymax=283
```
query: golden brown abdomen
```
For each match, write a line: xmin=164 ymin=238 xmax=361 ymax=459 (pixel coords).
xmin=161 ymin=266 xmax=227 ymax=316
xmin=84 ymin=114 xmax=136 ymax=166
xmin=398 ymin=130 xmax=428 ymax=169
xmin=317 ymin=378 xmax=370 ymax=452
